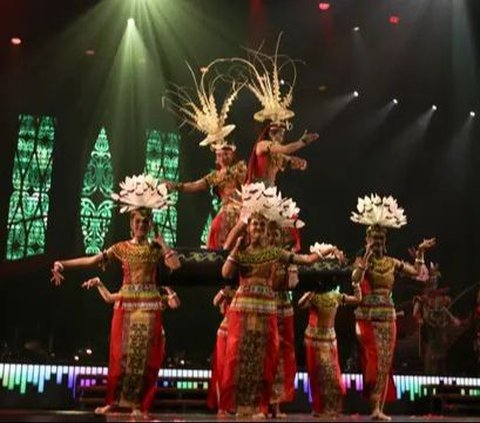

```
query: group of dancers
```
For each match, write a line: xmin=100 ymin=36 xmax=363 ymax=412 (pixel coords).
xmin=49 ymin=39 xmax=436 ymax=420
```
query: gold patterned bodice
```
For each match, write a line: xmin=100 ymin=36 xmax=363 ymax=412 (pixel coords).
xmin=308 ymin=291 xmax=341 ymax=328
xmin=109 ymin=241 xmax=163 ymax=286
xmin=236 ymin=247 xmax=282 ymax=287
xmin=365 ymin=256 xmax=396 ymax=292
xmin=203 ymin=161 xmax=247 ymax=204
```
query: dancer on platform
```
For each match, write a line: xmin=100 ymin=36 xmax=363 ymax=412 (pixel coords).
xmin=163 ymin=63 xmax=246 ymax=249
xmin=350 ymin=194 xmax=436 ymax=421
xmin=51 ymin=175 xmax=180 ymax=417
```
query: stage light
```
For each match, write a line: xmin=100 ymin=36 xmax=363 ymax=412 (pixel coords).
xmin=280 ymin=79 xmax=285 ymax=85
xmin=11 ymin=37 xmax=22 ymax=46
xmin=127 ymin=18 xmax=135 ymax=26
xmin=318 ymin=2 xmax=331 ymax=11
xmin=74 ymin=355 xmax=80 ymax=361
xmin=389 ymin=16 xmax=400 ymax=25
xmin=353 ymin=91 xmax=359 ymax=97
xmin=470 ymin=111 xmax=476 ymax=117
xmin=86 ymin=348 xmax=93 ymax=355
xmin=353 ymin=26 xmax=360 ymax=32
xmin=85 ymin=49 xmax=95 ymax=56
xmin=393 ymin=99 xmax=399 ymax=105
xmin=432 ymin=105 xmax=437 ymax=111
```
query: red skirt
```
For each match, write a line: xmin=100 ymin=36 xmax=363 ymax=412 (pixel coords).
xmin=221 ymin=308 xmax=279 ymax=415
xmin=356 ymin=320 xmax=397 ymax=403
xmin=106 ymin=305 xmax=165 ymax=412
xmin=271 ymin=295 xmax=296 ymax=403
xmin=207 ymin=206 xmax=238 ymax=249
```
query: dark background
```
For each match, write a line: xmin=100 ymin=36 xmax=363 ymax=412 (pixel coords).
xmin=0 ymin=0 xmax=480 ymax=374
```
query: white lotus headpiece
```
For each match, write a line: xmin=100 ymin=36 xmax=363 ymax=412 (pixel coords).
xmin=111 ymin=174 xmax=174 ymax=213
xmin=237 ymin=183 xmax=304 ymax=228
xmin=350 ymin=194 xmax=407 ymax=229
xmin=162 ymin=62 xmax=243 ymax=149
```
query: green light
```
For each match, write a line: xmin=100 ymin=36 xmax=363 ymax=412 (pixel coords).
xmin=200 ymin=195 xmax=221 ymax=247
xmin=6 ymin=115 xmax=56 ymax=260
xmin=127 ymin=18 xmax=135 ymax=26
xmin=80 ymin=128 xmax=114 ymax=254
xmin=144 ymin=130 xmax=180 ymax=246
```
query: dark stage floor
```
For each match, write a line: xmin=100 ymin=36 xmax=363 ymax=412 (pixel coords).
xmin=0 ymin=410 xmax=479 ymax=422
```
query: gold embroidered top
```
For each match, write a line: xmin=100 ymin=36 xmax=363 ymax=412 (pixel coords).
xmin=203 ymin=161 xmax=247 ymax=205
xmin=365 ymin=256 xmax=396 ymax=292
xmin=308 ymin=291 xmax=342 ymax=329
xmin=108 ymin=241 xmax=163 ymax=286
xmin=236 ymin=247 xmax=283 ymax=285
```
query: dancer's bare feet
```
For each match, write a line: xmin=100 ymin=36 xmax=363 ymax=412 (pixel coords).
xmin=371 ymin=410 xmax=392 ymax=421
xmin=94 ymin=404 xmax=112 ymax=415
xmin=252 ymin=412 xmax=266 ymax=419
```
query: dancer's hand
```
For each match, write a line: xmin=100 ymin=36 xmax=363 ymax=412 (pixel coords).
xmin=82 ymin=277 xmax=101 ymax=289
xmin=290 ymin=157 xmax=307 ymax=170
xmin=50 ymin=261 xmax=64 ymax=286
xmin=418 ymin=237 xmax=436 ymax=251
xmin=300 ymin=130 xmax=319 ymax=145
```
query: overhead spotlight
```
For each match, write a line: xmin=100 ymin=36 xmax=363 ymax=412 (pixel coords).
xmin=318 ymin=2 xmax=331 ymax=11
xmin=353 ymin=91 xmax=359 ymax=97
xmin=74 ymin=355 xmax=80 ymax=361
xmin=470 ymin=111 xmax=476 ymax=117
xmin=279 ymin=79 xmax=285 ymax=85
xmin=432 ymin=105 xmax=437 ymax=111
xmin=393 ymin=98 xmax=399 ymax=105
xmin=11 ymin=37 xmax=22 ymax=46
xmin=85 ymin=348 xmax=93 ymax=355
xmin=353 ymin=26 xmax=360 ymax=32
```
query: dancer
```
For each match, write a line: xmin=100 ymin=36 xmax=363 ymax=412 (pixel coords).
xmin=206 ymin=286 xmax=236 ymax=415
xmin=221 ymin=183 xmax=340 ymax=418
xmin=163 ymin=63 xmax=246 ymax=248
xmin=350 ymin=194 xmax=436 ymax=421
xmin=51 ymin=175 xmax=180 ymax=417
xmin=298 ymin=244 xmax=361 ymax=417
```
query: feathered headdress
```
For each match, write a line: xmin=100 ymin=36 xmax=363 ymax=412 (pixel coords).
xmin=350 ymin=194 xmax=407 ymax=229
xmin=162 ymin=62 xmax=243 ymax=149
xmin=228 ymin=33 xmax=297 ymax=125
xmin=111 ymin=174 xmax=174 ymax=213
xmin=237 ymin=183 xmax=304 ymax=228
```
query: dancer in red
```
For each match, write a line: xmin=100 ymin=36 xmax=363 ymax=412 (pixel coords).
xmin=206 ymin=286 xmax=236 ymax=415
xmin=350 ymin=194 xmax=436 ymax=421
xmin=163 ymin=63 xmax=245 ymax=248
xmin=51 ymin=175 xmax=180 ymax=417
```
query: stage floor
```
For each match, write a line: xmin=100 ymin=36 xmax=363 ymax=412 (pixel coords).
xmin=0 ymin=410 xmax=479 ymax=422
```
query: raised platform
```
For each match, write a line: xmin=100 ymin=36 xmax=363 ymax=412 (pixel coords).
xmin=1 ymin=363 xmax=480 ymax=416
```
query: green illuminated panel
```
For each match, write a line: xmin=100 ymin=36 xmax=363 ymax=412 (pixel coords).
xmin=6 ymin=115 xmax=56 ymax=260
xmin=79 ymin=128 xmax=114 ymax=254
xmin=144 ymin=130 xmax=180 ymax=246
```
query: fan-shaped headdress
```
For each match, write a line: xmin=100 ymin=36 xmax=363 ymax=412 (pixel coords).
xmin=111 ymin=174 xmax=174 ymax=213
xmin=237 ymin=182 xmax=304 ymax=228
xmin=350 ymin=194 xmax=407 ymax=229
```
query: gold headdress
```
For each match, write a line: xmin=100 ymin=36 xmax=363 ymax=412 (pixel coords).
xmin=162 ymin=63 xmax=243 ymax=149
xmin=229 ymin=33 xmax=297 ymax=125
